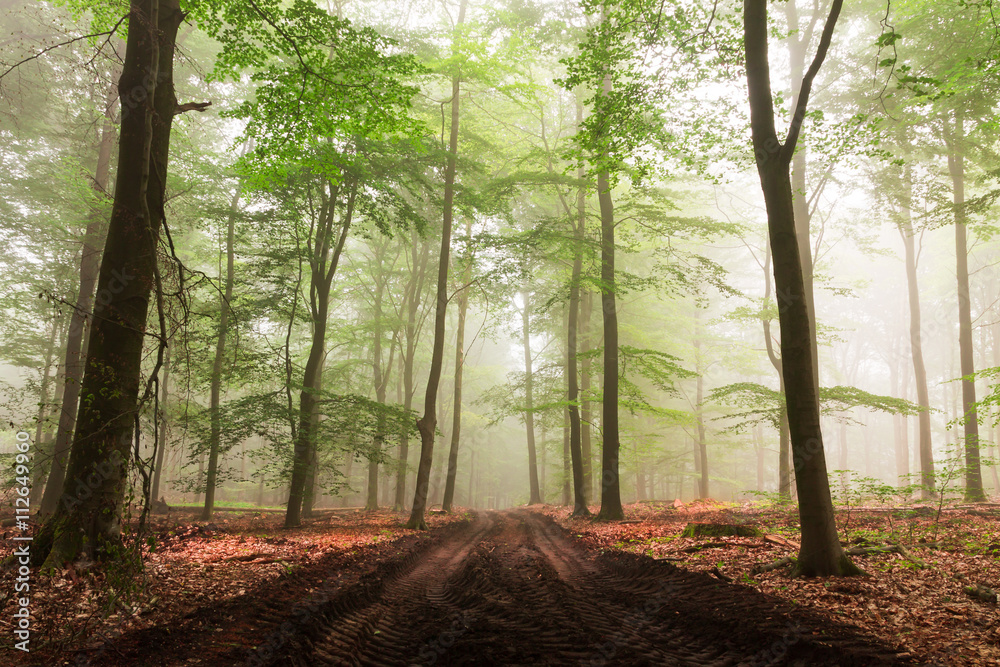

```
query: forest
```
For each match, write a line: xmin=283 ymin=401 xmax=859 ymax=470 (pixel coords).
xmin=2 ymin=0 xmax=1000 ymax=664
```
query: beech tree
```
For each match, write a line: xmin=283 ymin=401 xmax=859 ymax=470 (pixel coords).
xmin=744 ymin=0 xmax=862 ymax=576
xmin=406 ymin=0 xmax=469 ymax=530
xmin=33 ymin=0 xmax=195 ymax=568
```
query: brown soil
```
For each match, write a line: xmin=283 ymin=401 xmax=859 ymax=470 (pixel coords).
xmin=51 ymin=509 xmax=910 ymax=666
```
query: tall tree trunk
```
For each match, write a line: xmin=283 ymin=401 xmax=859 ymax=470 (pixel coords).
xmin=785 ymin=1 xmax=821 ymax=397
xmin=442 ymin=221 xmax=472 ymax=511
xmin=568 ymin=152 xmax=590 ymax=514
xmin=38 ymin=76 xmax=119 ymax=518
xmin=889 ymin=333 xmax=908 ymax=482
xmin=539 ymin=425 xmax=547 ymax=501
xmin=522 ymin=290 xmax=542 ymax=504
xmin=753 ymin=426 xmax=765 ymax=493
xmin=567 ymin=96 xmax=592 ymax=509
xmin=562 ymin=409 xmax=571 ymax=505
xmin=302 ymin=357 xmax=324 ymax=518
xmin=285 ymin=182 xmax=356 ymax=527
xmin=897 ymin=162 xmax=935 ymax=496
xmin=947 ymin=119 xmax=985 ymax=502
xmin=35 ymin=0 xmax=186 ymax=568
xmin=580 ymin=290 xmax=594 ymax=502
xmin=745 ymin=0 xmax=859 ymax=576
xmin=778 ymin=400 xmax=791 ymax=498
xmin=366 ymin=244 xmax=393 ymax=512
xmin=992 ymin=321 xmax=1000 ymax=494
xmin=202 ymin=185 xmax=241 ymax=520
xmin=394 ymin=234 xmax=429 ymax=509
xmin=596 ymin=112 xmax=623 ymax=520
xmin=30 ymin=315 xmax=62 ymax=506
xmin=150 ymin=347 xmax=170 ymax=503
xmin=468 ymin=448 xmax=475 ymax=507
xmin=762 ymin=239 xmax=791 ymax=500
xmin=406 ymin=0 xmax=467 ymax=530
xmin=693 ymin=317 xmax=709 ymax=499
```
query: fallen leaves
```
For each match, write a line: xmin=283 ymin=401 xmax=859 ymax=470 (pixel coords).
xmin=0 ymin=507 xmax=465 ymax=665
xmin=542 ymin=501 xmax=1000 ymax=667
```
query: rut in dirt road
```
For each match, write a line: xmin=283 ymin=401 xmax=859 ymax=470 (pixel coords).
xmin=258 ymin=510 xmax=908 ymax=667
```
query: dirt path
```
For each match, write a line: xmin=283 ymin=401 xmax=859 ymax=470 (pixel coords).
xmin=84 ymin=510 xmax=911 ymax=666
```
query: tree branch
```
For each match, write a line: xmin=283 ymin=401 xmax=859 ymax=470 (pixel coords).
xmin=783 ymin=0 xmax=845 ymax=157
xmin=0 ymin=15 xmax=127 ymax=82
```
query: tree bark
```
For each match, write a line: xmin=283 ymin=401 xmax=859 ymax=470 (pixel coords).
xmin=29 ymin=315 xmax=62 ymax=506
xmin=581 ymin=290 xmax=594 ymax=502
xmin=442 ymin=220 xmax=472 ymax=511
xmin=567 ymin=145 xmax=591 ymax=514
xmin=946 ymin=118 xmax=985 ymax=502
xmin=522 ymin=290 xmax=542 ymax=504
xmin=596 ymin=149 xmax=623 ymax=520
xmin=302 ymin=356 xmax=324 ymax=518
xmin=366 ymin=241 xmax=394 ymax=512
xmin=202 ymin=185 xmax=241 ymax=520
xmin=393 ymin=233 xmax=429 ymax=509
xmin=34 ymin=0 xmax=185 ymax=568
xmin=753 ymin=425 xmax=765 ymax=492
xmin=784 ymin=1 xmax=822 ymax=397
xmin=744 ymin=0 xmax=859 ymax=576
xmin=365 ymin=342 xmax=383 ymax=509
xmin=897 ymin=162 xmax=935 ymax=496
xmin=761 ymin=240 xmax=791 ymax=500
xmin=406 ymin=0 xmax=467 ymax=530
xmin=562 ymin=407 xmax=571 ymax=505
xmin=285 ymin=181 xmax=356 ymax=527
xmin=992 ymin=320 xmax=1000 ymax=494
xmin=891 ymin=331 xmax=910 ymax=482
xmin=693 ymin=317 xmax=709 ymax=499
xmin=38 ymin=76 xmax=119 ymax=518
xmin=150 ymin=347 xmax=170 ymax=503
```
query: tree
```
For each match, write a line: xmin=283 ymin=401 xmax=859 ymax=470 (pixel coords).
xmin=946 ymin=113 xmax=986 ymax=501
xmin=558 ymin=0 xmax=728 ymax=519
xmin=744 ymin=0 xmax=861 ymax=576
xmin=393 ymin=232 xmax=432 ymax=509
xmin=888 ymin=153 xmax=935 ymax=496
xmin=406 ymin=0 xmax=468 ymax=530
xmin=37 ymin=68 xmax=120 ymax=517
xmin=202 ymin=182 xmax=243 ymax=520
xmin=567 ymin=153 xmax=593 ymax=516
xmin=284 ymin=171 xmax=356 ymax=528
xmin=34 ymin=0 xmax=193 ymax=568
xmin=880 ymin=0 xmax=1000 ymax=501
xmin=519 ymin=288 xmax=543 ymax=505
xmin=364 ymin=235 xmax=401 ymax=511
xmin=442 ymin=220 xmax=473 ymax=512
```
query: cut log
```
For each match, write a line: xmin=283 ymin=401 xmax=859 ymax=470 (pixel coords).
xmin=680 ymin=523 xmax=762 ymax=538
xmin=845 ymin=543 xmax=926 ymax=568
xmin=750 ymin=556 xmax=795 ymax=575
xmin=223 ymin=552 xmax=274 ymax=562
xmin=964 ymin=584 xmax=998 ymax=604
xmin=763 ymin=534 xmax=798 ymax=550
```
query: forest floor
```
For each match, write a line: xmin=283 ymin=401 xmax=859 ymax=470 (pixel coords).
xmin=0 ymin=500 xmax=996 ymax=665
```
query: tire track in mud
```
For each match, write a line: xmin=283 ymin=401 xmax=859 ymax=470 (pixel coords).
xmin=262 ymin=510 xmax=909 ymax=667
